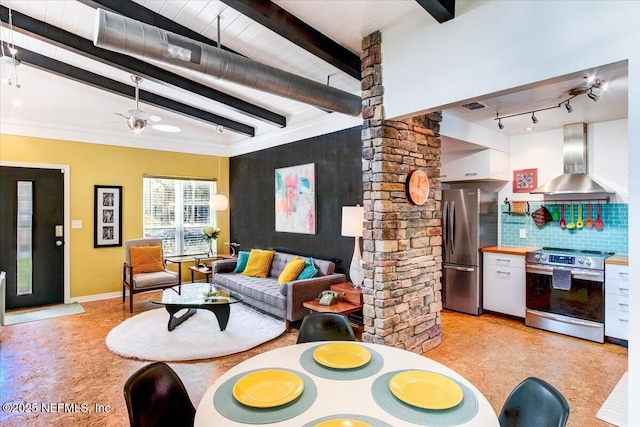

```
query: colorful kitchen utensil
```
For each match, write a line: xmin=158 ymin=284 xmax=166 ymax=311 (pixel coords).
xmin=566 ymin=204 xmax=576 ymax=229
xmin=595 ymin=204 xmax=604 ymax=230
xmin=552 ymin=205 xmax=560 ymax=222
xmin=560 ymin=204 xmax=566 ymax=229
xmin=586 ymin=204 xmax=593 ymax=228
xmin=576 ymin=204 xmax=584 ymax=229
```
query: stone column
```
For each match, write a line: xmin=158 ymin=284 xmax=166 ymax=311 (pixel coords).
xmin=360 ymin=31 xmax=443 ymax=353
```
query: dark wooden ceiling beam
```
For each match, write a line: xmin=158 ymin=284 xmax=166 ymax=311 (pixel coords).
xmin=8 ymin=43 xmax=255 ymax=137
xmin=76 ymin=0 xmax=243 ymax=56
xmin=415 ymin=0 xmax=455 ymax=23
xmin=0 ymin=5 xmax=286 ymax=128
xmin=219 ymin=0 xmax=361 ymax=80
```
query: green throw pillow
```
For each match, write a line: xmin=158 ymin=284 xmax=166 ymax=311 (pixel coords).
xmin=297 ymin=257 xmax=318 ymax=280
xmin=233 ymin=251 xmax=250 ymax=273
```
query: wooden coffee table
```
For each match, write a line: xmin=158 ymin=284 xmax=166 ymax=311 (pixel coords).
xmin=150 ymin=283 xmax=243 ymax=331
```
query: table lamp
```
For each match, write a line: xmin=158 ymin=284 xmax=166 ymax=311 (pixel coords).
xmin=341 ymin=205 xmax=365 ymax=288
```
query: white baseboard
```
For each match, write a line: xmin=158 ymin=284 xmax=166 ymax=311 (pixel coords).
xmin=69 ymin=291 xmax=121 ymax=303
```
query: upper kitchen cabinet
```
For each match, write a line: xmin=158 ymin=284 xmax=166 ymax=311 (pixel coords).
xmin=441 ymin=149 xmax=510 ymax=182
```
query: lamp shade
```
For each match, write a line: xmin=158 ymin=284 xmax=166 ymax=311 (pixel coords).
xmin=210 ymin=194 xmax=229 ymax=211
xmin=341 ymin=206 xmax=364 ymax=237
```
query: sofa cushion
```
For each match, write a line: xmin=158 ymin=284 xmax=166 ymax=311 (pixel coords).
xmin=216 ymin=274 xmax=286 ymax=310
xmin=233 ymin=251 xmax=250 ymax=273
xmin=278 ymin=256 xmax=306 ymax=285
xmin=242 ymin=249 xmax=276 ymax=278
xmin=129 ymin=245 xmax=164 ymax=273
xmin=297 ymin=257 xmax=318 ymax=280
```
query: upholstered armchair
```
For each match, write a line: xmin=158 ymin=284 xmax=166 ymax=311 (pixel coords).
xmin=122 ymin=238 xmax=182 ymax=313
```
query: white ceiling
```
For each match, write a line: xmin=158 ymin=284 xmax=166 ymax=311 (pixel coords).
xmin=0 ymin=1 xmax=629 ymax=156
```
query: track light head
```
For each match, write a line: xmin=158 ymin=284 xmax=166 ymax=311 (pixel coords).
xmin=216 ymin=124 xmax=224 ymax=133
xmin=587 ymin=90 xmax=599 ymax=101
xmin=565 ymin=101 xmax=574 ymax=113
xmin=531 ymin=112 xmax=538 ymax=124
xmin=498 ymin=119 xmax=504 ymax=130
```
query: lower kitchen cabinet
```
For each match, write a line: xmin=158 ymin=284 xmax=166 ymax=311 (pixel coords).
xmin=483 ymin=253 xmax=526 ymax=317
xmin=605 ymin=263 xmax=629 ymax=340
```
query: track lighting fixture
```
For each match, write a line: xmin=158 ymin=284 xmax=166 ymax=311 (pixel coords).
xmin=565 ymin=101 xmax=573 ymax=113
xmin=494 ymin=75 xmax=606 ymax=129
xmin=216 ymin=124 xmax=224 ymax=133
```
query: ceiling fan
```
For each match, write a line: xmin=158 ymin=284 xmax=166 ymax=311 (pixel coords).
xmin=115 ymin=75 xmax=160 ymax=133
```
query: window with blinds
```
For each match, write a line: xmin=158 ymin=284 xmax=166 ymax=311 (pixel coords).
xmin=142 ymin=176 xmax=217 ymax=256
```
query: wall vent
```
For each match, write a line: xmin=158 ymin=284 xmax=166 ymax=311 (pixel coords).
xmin=461 ymin=101 xmax=489 ymax=111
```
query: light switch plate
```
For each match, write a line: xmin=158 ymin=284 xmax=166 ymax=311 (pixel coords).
xmin=519 ymin=229 xmax=527 ymax=239
xmin=72 ymin=220 xmax=83 ymax=229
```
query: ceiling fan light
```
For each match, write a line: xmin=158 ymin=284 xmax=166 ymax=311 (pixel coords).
xmin=127 ymin=116 xmax=146 ymax=132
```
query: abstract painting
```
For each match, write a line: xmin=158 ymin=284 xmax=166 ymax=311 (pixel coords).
xmin=513 ymin=168 xmax=537 ymax=193
xmin=275 ymin=163 xmax=316 ymax=234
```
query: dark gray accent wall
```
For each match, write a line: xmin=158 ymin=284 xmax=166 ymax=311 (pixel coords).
xmin=229 ymin=126 xmax=362 ymax=274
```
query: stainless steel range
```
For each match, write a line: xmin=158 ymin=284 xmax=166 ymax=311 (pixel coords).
xmin=525 ymin=247 xmax=614 ymax=343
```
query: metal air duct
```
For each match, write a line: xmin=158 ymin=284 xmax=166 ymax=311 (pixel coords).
xmin=93 ymin=9 xmax=362 ymax=117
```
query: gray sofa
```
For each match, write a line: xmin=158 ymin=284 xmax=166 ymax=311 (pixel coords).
xmin=212 ymin=252 xmax=346 ymax=330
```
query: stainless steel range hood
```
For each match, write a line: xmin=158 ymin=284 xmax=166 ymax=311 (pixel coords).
xmin=531 ymin=123 xmax=614 ymax=196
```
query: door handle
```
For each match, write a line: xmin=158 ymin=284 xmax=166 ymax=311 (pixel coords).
xmin=449 ymin=201 xmax=455 ymax=255
xmin=56 ymin=240 xmax=63 ymax=247
xmin=444 ymin=265 xmax=475 ymax=272
xmin=443 ymin=201 xmax=448 ymax=254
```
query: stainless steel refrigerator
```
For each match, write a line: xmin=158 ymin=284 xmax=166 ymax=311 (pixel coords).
xmin=442 ymin=189 xmax=498 ymax=315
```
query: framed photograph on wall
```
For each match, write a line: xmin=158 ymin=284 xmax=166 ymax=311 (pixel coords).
xmin=94 ymin=185 xmax=122 ymax=247
xmin=275 ymin=163 xmax=316 ymax=234
xmin=513 ymin=168 xmax=537 ymax=193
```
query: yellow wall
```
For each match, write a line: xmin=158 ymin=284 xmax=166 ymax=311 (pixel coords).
xmin=0 ymin=134 xmax=229 ymax=298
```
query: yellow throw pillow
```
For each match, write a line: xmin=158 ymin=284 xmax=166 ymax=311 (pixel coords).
xmin=129 ymin=245 xmax=164 ymax=273
xmin=242 ymin=249 xmax=276 ymax=278
xmin=277 ymin=256 xmax=306 ymax=285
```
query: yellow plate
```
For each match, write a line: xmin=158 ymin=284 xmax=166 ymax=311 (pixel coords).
xmin=314 ymin=419 xmax=373 ymax=427
xmin=232 ymin=369 xmax=304 ymax=408
xmin=389 ymin=371 xmax=463 ymax=410
xmin=312 ymin=343 xmax=372 ymax=369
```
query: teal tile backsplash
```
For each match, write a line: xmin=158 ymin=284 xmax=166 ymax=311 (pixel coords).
xmin=501 ymin=203 xmax=628 ymax=254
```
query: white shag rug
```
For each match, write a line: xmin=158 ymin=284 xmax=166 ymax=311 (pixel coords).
xmin=106 ymin=304 xmax=285 ymax=361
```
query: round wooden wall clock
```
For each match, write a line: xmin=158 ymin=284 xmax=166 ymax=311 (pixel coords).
xmin=406 ymin=169 xmax=430 ymax=205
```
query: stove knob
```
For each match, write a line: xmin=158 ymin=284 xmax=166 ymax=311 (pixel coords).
xmin=584 ymin=259 xmax=592 ymax=266
xmin=541 ymin=255 xmax=547 ymax=261
xmin=534 ymin=254 xmax=541 ymax=261
xmin=577 ymin=258 xmax=584 ymax=264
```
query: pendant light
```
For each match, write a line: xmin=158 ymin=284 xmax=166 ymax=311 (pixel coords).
xmin=210 ymin=154 xmax=229 ymax=211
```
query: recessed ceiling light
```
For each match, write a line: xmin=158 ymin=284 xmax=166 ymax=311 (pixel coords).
xmin=525 ymin=126 xmax=534 ymax=131
xmin=152 ymin=124 xmax=181 ymax=133
xmin=149 ymin=115 xmax=162 ymax=122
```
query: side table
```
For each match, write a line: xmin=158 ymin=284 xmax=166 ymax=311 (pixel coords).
xmin=303 ymin=282 xmax=363 ymax=330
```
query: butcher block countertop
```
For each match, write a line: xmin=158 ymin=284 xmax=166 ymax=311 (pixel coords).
xmin=482 ymin=246 xmax=540 ymax=256
xmin=605 ymin=254 xmax=629 ymax=266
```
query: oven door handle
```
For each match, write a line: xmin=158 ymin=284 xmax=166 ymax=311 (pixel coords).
xmin=530 ymin=311 xmax=604 ymax=329
xmin=526 ymin=265 xmax=603 ymax=278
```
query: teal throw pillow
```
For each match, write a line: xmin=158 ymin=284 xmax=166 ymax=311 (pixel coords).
xmin=233 ymin=251 xmax=250 ymax=273
xmin=297 ymin=257 xmax=318 ymax=280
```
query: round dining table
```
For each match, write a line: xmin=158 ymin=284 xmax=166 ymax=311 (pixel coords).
xmin=194 ymin=341 xmax=499 ymax=426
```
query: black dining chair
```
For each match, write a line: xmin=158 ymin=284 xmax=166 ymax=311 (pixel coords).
xmin=498 ymin=377 xmax=570 ymax=427
xmin=296 ymin=312 xmax=356 ymax=344
xmin=124 ymin=361 xmax=196 ymax=427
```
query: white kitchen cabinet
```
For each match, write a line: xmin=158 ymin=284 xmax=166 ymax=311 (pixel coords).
xmin=483 ymin=253 xmax=526 ymax=317
xmin=605 ymin=263 xmax=629 ymax=340
xmin=440 ymin=149 xmax=510 ymax=182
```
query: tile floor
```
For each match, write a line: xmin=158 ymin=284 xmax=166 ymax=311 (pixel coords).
xmin=0 ymin=295 xmax=627 ymax=426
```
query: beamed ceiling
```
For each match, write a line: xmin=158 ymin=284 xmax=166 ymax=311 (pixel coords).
xmin=0 ymin=0 xmax=452 ymax=155
xmin=0 ymin=1 xmax=628 ymax=157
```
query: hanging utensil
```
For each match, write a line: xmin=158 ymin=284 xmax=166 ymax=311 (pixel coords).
xmin=595 ymin=203 xmax=604 ymax=230
xmin=586 ymin=204 xmax=593 ymax=228
xmin=576 ymin=204 xmax=584 ymax=229
xmin=566 ymin=203 xmax=576 ymax=229
xmin=552 ymin=204 xmax=560 ymax=222
xmin=559 ymin=204 xmax=566 ymax=229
